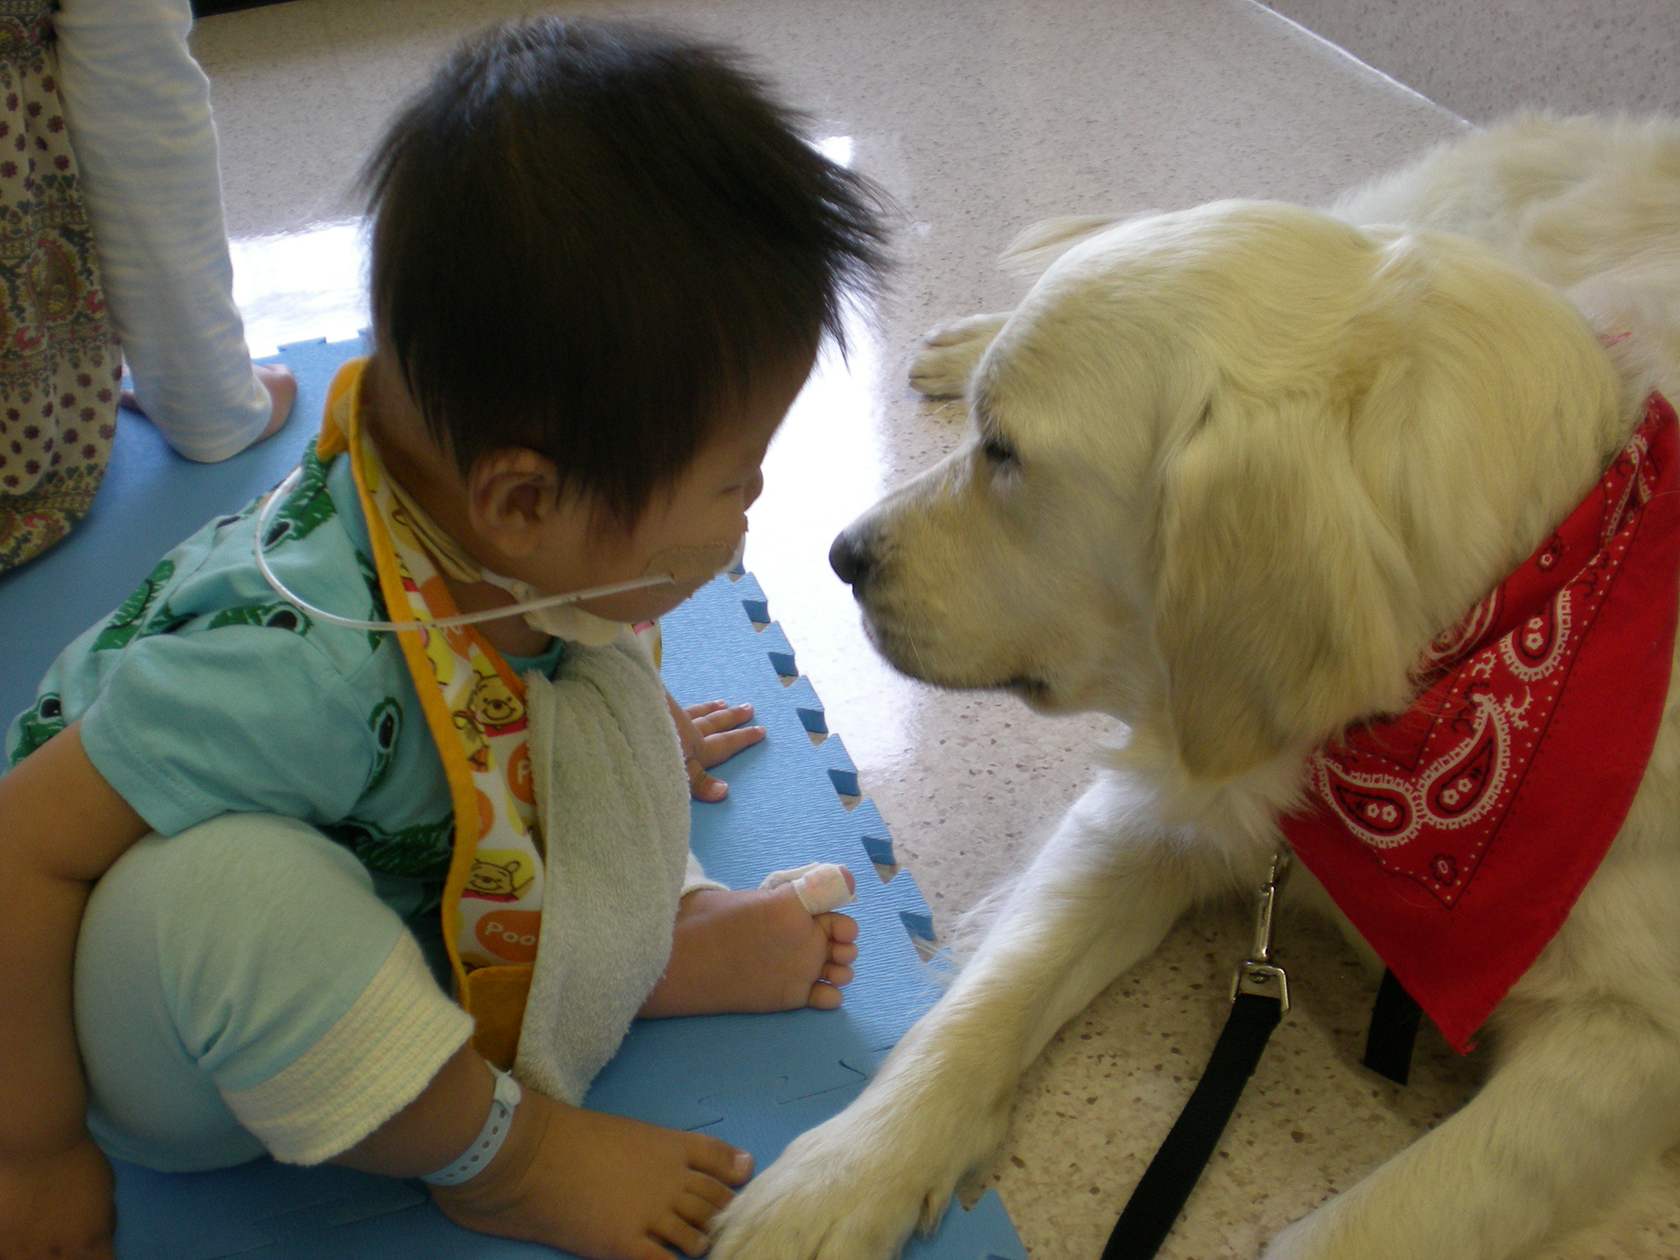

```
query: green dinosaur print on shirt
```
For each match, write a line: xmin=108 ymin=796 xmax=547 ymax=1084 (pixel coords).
xmin=206 ymin=602 xmax=314 ymax=635
xmin=365 ymin=697 xmax=403 ymax=791
xmin=260 ymin=443 xmax=337 ymax=550
xmin=90 ymin=558 xmax=175 ymax=651
xmin=322 ymin=813 xmax=455 ymax=880
xmin=355 ymin=550 xmax=388 ymax=652
xmin=136 ymin=600 xmax=196 ymax=639
xmin=9 ymin=693 xmax=66 ymax=765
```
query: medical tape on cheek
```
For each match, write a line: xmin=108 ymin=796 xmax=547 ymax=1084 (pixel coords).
xmin=760 ymin=862 xmax=857 ymax=914
xmin=642 ymin=538 xmax=741 ymax=597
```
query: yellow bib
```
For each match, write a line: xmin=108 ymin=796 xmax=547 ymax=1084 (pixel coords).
xmin=321 ymin=358 xmax=542 ymax=1067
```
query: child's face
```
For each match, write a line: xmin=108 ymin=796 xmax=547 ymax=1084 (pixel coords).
xmin=491 ymin=349 xmax=814 ymax=624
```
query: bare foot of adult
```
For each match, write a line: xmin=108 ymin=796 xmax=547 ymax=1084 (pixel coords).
xmin=251 ymin=363 xmax=297 ymax=442
xmin=640 ymin=880 xmax=860 ymax=1017
xmin=118 ymin=363 xmax=296 ymax=453
xmin=432 ymin=1089 xmax=752 ymax=1260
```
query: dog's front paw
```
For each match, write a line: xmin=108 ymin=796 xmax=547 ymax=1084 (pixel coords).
xmin=1261 ymin=1193 xmax=1364 ymax=1260
xmin=907 ymin=313 xmax=1009 ymax=398
xmin=1261 ymin=1215 xmax=1325 ymax=1260
xmin=710 ymin=1109 xmax=960 ymax=1260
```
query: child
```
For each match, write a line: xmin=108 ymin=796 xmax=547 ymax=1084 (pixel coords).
xmin=0 ymin=18 xmax=889 ymax=1260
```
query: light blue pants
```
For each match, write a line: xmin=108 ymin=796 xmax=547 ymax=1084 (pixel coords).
xmin=54 ymin=0 xmax=270 ymax=463
xmin=75 ymin=814 xmax=418 ymax=1171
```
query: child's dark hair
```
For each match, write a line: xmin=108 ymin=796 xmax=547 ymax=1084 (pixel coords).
xmin=361 ymin=17 xmax=891 ymax=526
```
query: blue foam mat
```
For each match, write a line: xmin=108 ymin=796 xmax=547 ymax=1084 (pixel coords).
xmin=0 ymin=336 xmax=1025 ymax=1260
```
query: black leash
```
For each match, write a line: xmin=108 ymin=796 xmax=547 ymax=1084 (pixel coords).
xmin=1101 ymin=853 xmax=1427 ymax=1259
xmin=1102 ymin=852 xmax=1291 ymax=1260
xmin=1100 ymin=990 xmax=1283 ymax=1260
xmin=1362 ymin=967 xmax=1423 ymax=1086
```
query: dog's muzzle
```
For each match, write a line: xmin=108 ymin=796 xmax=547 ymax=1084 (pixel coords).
xmin=829 ymin=524 xmax=874 ymax=590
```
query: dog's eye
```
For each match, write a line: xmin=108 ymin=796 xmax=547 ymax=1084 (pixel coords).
xmin=981 ymin=435 xmax=1018 ymax=467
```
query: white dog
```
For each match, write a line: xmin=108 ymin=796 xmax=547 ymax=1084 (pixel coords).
xmin=712 ymin=115 xmax=1680 ymax=1260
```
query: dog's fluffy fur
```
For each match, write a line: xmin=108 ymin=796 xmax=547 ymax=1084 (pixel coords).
xmin=712 ymin=115 xmax=1680 ymax=1260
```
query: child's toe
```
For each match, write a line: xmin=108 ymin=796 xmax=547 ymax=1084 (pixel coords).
xmin=687 ymin=1136 xmax=752 ymax=1187
xmin=830 ymin=939 xmax=858 ymax=967
xmin=806 ymin=981 xmax=844 ymax=1010
xmin=823 ymin=961 xmax=854 ymax=987
xmin=676 ymin=1190 xmax=724 ymax=1228
xmin=659 ymin=1213 xmax=711 ymax=1258
xmin=685 ymin=1171 xmax=737 ymax=1210
xmin=819 ymin=911 xmax=859 ymax=944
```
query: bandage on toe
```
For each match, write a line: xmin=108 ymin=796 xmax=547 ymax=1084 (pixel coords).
xmin=760 ymin=862 xmax=857 ymax=914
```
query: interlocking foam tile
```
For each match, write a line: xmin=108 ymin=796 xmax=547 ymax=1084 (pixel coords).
xmin=0 ymin=336 xmax=1024 ymax=1260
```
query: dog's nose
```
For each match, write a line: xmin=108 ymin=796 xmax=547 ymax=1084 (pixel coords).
xmin=829 ymin=526 xmax=873 ymax=588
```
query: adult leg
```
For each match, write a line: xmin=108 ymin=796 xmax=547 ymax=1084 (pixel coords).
xmin=75 ymin=812 xmax=470 ymax=1171
xmin=52 ymin=0 xmax=287 ymax=464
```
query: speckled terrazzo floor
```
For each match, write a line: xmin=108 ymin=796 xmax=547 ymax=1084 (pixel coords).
xmin=1259 ymin=0 xmax=1680 ymax=123
xmin=188 ymin=1 xmax=1680 ymax=1255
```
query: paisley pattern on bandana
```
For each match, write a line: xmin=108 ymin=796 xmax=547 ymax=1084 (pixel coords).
xmin=1283 ymin=394 xmax=1680 ymax=1052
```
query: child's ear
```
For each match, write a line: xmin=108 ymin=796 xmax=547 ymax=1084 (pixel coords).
xmin=466 ymin=448 xmax=565 ymax=559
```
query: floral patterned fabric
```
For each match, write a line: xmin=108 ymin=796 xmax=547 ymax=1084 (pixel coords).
xmin=0 ymin=0 xmax=119 ymax=573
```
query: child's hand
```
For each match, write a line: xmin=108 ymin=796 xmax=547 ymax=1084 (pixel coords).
xmin=0 ymin=1132 xmax=115 ymax=1259
xmin=665 ymin=695 xmax=765 ymax=802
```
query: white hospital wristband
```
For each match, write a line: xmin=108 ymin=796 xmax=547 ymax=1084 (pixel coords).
xmin=420 ymin=1064 xmax=523 ymax=1187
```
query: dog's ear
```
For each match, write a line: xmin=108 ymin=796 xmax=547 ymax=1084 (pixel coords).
xmin=1153 ymin=391 xmax=1413 ymax=781
xmin=1000 ymin=215 xmax=1151 ymax=280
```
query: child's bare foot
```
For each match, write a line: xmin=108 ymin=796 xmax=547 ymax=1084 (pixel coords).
xmin=431 ymin=1088 xmax=751 ymax=1260
xmin=640 ymin=879 xmax=860 ymax=1017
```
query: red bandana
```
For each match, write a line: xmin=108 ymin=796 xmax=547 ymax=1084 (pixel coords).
xmin=1282 ymin=394 xmax=1680 ymax=1052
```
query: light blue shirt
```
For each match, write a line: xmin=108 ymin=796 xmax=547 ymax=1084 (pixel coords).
xmin=6 ymin=440 xmax=563 ymax=967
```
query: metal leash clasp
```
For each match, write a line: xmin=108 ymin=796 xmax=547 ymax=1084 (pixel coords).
xmin=1231 ymin=848 xmax=1292 ymax=1013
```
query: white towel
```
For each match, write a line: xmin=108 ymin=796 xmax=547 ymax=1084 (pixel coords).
xmin=515 ymin=630 xmax=693 ymax=1105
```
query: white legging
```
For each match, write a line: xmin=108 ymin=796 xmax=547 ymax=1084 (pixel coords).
xmin=53 ymin=0 xmax=269 ymax=463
